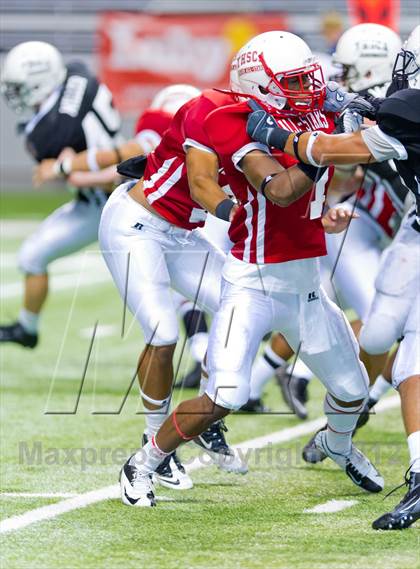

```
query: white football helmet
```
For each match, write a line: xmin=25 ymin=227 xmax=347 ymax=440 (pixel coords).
xmin=393 ymin=25 xmax=420 ymax=90
xmin=333 ymin=23 xmax=402 ymax=93
xmin=150 ymin=84 xmax=201 ymax=115
xmin=0 ymin=41 xmax=66 ymax=113
xmin=232 ymin=31 xmax=326 ymax=114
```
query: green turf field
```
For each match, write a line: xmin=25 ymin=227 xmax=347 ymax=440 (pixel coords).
xmin=0 ymin=193 xmax=418 ymax=569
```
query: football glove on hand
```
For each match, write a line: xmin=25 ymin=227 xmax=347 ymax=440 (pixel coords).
xmin=335 ymin=95 xmax=384 ymax=133
xmin=323 ymin=81 xmax=357 ymax=113
xmin=247 ymin=100 xmax=291 ymax=150
xmin=336 ymin=109 xmax=364 ymax=133
xmin=345 ymin=94 xmax=383 ymax=120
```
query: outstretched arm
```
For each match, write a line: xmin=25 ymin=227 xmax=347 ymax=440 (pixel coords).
xmin=246 ymin=101 xmax=375 ymax=166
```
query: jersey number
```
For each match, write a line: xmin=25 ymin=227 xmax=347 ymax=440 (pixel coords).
xmin=309 ymin=172 xmax=329 ymax=219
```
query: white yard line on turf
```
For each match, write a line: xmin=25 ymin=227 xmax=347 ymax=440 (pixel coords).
xmin=79 ymin=324 xmax=118 ymax=339
xmin=0 ymin=220 xmax=40 ymax=239
xmin=2 ymin=272 xmax=110 ymax=299
xmin=304 ymin=499 xmax=358 ymax=514
xmin=0 ymin=395 xmax=400 ymax=534
xmin=1 ymin=492 xmax=78 ymax=499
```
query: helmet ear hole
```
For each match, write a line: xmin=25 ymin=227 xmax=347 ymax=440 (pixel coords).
xmin=258 ymin=85 xmax=269 ymax=95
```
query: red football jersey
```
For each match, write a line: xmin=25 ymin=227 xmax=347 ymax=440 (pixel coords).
xmin=143 ymin=90 xmax=235 ymax=230
xmin=204 ymin=101 xmax=335 ymax=264
xmin=134 ymin=108 xmax=173 ymax=154
xmin=354 ymin=174 xmax=399 ymax=238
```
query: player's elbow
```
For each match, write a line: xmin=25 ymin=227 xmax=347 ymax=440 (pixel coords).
xmin=267 ymin=183 xmax=297 ymax=207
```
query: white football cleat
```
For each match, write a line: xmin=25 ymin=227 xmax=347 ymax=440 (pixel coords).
xmin=194 ymin=420 xmax=248 ymax=475
xmin=120 ymin=455 xmax=156 ymax=507
xmin=315 ymin=430 xmax=384 ymax=493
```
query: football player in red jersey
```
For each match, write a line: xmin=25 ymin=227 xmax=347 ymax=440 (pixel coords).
xmin=122 ymin=31 xmax=384 ymax=507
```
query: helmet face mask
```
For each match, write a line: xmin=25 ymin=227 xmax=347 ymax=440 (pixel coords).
xmin=331 ymin=63 xmax=360 ymax=92
xmin=392 ymin=49 xmax=419 ymax=89
xmin=259 ymin=53 xmax=326 ymax=113
xmin=0 ymin=81 xmax=29 ymax=113
xmin=392 ymin=25 xmax=420 ymax=90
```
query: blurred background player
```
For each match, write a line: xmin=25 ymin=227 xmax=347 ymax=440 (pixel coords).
xmin=32 ymin=83 xmax=210 ymax=387
xmin=0 ymin=41 xmax=122 ymax=348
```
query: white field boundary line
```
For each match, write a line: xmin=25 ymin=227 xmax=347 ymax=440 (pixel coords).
xmin=0 ymin=395 xmax=400 ymax=534
xmin=1 ymin=492 xmax=78 ymax=499
xmin=304 ymin=499 xmax=358 ymax=514
xmin=0 ymin=492 xmax=175 ymax=502
xmin=2 ymin=272 xmax=111 ymax=299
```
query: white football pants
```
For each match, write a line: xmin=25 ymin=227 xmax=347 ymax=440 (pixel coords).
xmin=206 ymin=279 xmax=369 ymax=410
xmin=18 ymin=192 xmax=106 ymax=274
xmin=325 ymin=206 xmax=390 ymax=321
xmin=98 ymin=183 xmax=225 ymax=346
xmin=360 ymin=209 xmax=420 ymax=387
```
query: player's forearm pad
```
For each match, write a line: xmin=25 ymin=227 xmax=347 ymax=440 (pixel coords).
xmin=268 ymin=127 xmax=291 ymax=151
xmin=215 ymin=199 xmax=235 ymax=221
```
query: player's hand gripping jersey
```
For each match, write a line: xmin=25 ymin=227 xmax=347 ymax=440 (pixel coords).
xmin=142 ymin=90 xmax=234 ymax=230
xmin=204 ymin=101 xmax=335 ymax=264
xmin=24 ymin=61 xmax=121 ymax=162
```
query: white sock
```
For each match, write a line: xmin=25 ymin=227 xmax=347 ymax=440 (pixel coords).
xmin=369 ymin=374 xmax=392 ymax=403
xmin=144 ymin=405 xmax=170 ymax=437
xmin=324 ymin=394 xmax=364 ymax=455
xmin=18 ymin=308 xmax=39 ymax=334
xmin=249 ymin=345 xmax=286 ymax=400
xmin=408 ymin=431 xmax=420 ymax=473
xmin=287 ymin=358 xmax=313 ymax=381
xmin=130 ymin=439 xmax=170 ymax=474
xmin=188 ymin=332 xmax=208 ymax=363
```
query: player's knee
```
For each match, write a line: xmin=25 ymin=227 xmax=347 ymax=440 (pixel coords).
xmin=18 ymin=240 xmax=48 ymax=274
xmin=328 ymin=363 xmax=369 ymax=403
xmin=359 ymin=314 xmax=400 ymax=355
xmin=208 ymin=375 xmax=250 ymax=411
xmin=142 ymin=317 xmax=179 ymax=347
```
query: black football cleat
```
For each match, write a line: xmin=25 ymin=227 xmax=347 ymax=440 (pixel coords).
xmin=373 ymin=471 xmax=420 ymax=530
xmin=302 ymin=425 xmax=328 ymax=463
xmin=239 ymin=398 xmax=269 ymax=413
xmin=0 ymin=322 xmax=38 ymax=348
xmin=174 ymin=361 xmax=201 ymax=389
xmin=194 ymin=420 xmax=248 ymax=474
xmin=276 ymin=368 xmax=309 ymax=419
